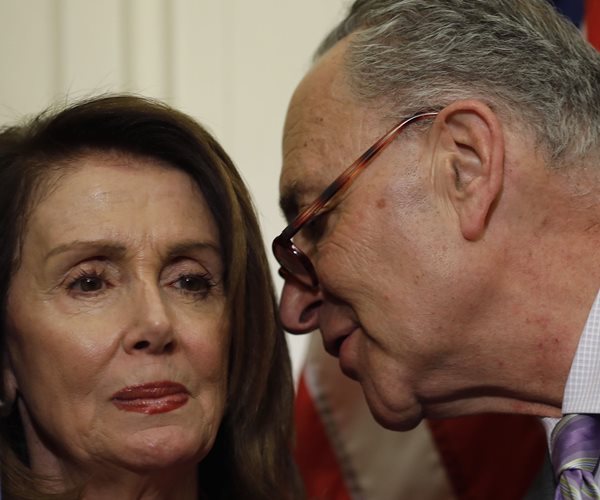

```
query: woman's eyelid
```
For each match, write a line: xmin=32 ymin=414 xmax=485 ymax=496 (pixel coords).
xmin=171 ymin=275 xmax=216 ymax=295
xmin=64 ymin=269 xmax=110 ymax=296
xmin=161 ymin=257 xmax=216 ymax=284
xmin=164 ymin=269 xmax=219 ymax=299
xmin=59 ymin=255 xmax=222 ymax=291
xmin=62 ymin=259 xmax=113 ymax=285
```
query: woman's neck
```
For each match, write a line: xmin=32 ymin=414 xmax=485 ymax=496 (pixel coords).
xmin=78 ymin=466 xmax=199 ymax=500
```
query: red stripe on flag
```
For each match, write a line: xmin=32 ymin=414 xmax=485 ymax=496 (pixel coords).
xmin=427 ymin=414 xmax=547 ymax=500
xmin=586 ymin=0 xmax=600 ymax=50
xmin=294 ymin=374 xmax=351 ymax=500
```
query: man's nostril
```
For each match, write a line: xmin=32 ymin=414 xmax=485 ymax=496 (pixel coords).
xmin=299 ymin=300 xmax=323 ymax=324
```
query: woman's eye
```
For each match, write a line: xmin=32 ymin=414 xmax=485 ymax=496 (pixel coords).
xmin=68 ymin=275 xmax=105 ymax=293
xmin=172 ymin=274 xmax=215 ymax=295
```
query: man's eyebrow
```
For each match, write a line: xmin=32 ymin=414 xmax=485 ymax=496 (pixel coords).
xmin=279 ymin=190 xmax=300 ymax=224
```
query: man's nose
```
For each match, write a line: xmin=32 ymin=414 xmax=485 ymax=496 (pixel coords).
xmin=122 ymin=284 xmax=175 ymax=354
xmin=279 ymin=278 xmax=323 ymax=334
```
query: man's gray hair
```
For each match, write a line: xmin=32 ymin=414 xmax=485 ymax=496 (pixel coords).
xmin=317 ymin=0 xmax=600 ymax=164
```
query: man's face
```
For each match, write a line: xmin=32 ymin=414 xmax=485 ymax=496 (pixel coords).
xmin=278 ymin=40 xmax=497 ymax=430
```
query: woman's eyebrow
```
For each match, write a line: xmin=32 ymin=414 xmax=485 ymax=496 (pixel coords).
xmin=165 ymin=241 xmax=222 ymax=259
xmin=43 ymin=240 xmax=127 ymax=262
xmin=43 ymin=240 xmax=222 ymax=264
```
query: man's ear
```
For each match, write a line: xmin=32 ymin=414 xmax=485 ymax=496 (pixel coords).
xmin=431 ymin=100 xmax=504 ymax=241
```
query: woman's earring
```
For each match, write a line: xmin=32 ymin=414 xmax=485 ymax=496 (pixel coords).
xmin=0 ymin=393 xmax=15 ymax=417
xmin=0 ymin=398 xmax=6 ymax=415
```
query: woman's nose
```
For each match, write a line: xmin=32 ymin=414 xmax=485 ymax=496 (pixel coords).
xmin=123 ymin=284 xmax=175 ymax=354
xmin=278 ymin=278 xmax=323 ymax=334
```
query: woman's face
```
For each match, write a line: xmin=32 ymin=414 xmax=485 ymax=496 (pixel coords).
xmin=4 ymin=152 xmax=230 ymax=478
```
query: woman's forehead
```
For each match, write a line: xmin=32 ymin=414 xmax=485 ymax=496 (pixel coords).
xmin=22 ymin=152 xmax=219 ymax=255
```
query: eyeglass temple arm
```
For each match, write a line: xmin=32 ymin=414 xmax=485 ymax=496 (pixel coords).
xmin=280 ymin=111 xmax=439 ymax=240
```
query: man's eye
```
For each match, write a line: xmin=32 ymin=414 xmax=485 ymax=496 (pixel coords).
xmin=68 ymin=275 xmax=105 ymax=293
xmin=302 ymin=212 xmax=329 ymax=242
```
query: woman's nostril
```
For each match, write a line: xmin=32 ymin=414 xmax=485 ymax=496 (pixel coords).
xmin=133 ymin=340 xmax=150 ymax=350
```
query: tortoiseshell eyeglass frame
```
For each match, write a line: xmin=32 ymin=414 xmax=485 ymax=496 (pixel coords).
xmin=272 ymin=111 xmax=438 ymax=289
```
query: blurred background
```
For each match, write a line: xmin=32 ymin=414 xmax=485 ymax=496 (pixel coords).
xmin=0 ymin=0 xmax=350 ymax=380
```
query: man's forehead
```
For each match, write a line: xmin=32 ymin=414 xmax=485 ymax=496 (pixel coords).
xmin=279 ymin=110 xmax=344 ymax=222
xmin=285 ymin=38 xmax=354 ymax=129
xmin=279 ymin=36 xmax=396 ymax=221
xmin=279 ymin=42 xmax=351 ymax=218
xmin=279 ymin=113 xmax=333 ymax=222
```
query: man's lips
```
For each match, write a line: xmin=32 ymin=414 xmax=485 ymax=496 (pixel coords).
xmin=322 ymin=325 xmax=361 ymax=380
xmin=338 ymin=333 xmax=361 ymax=381
xmin=323 ymin=325 xmax=358 ymax=358
xmin=111 ymin=381 xmax=190 ymax=415
xmin=326 ymin=334 xmax=350 ymax=358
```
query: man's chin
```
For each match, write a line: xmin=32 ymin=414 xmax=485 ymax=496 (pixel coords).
xmin=372 ymin=411 xmax=423 ymax=431
xmin=339 ymin=363 xmax=360 ymax=381
xmin=364 ymin=396 xmax=424 ymax=431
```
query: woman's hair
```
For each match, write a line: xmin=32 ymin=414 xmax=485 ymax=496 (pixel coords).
xmin=317 ymin=0 xmax=600 ymax=165
xmin=0 ymin=95 xmax=301 ymax=500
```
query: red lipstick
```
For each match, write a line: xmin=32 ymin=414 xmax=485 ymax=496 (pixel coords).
xmin=112 ymin=381 xmax=190 ymax=414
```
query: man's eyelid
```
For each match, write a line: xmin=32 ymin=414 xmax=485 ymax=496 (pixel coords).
xmin=296 ymin=193 xmax=333 ymax=222
xmin=283 ymin=179 xmax=332 ymax=224
xmin=308 ymin=191 xmax=341 ymax=222
xmin=296 ymin=207 xmax=332 ymax=244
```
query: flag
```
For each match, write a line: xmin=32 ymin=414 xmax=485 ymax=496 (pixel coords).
xmin=293 ymin=5 xmax=600 ymax=499
xmin=295 ymin=334 xmax=546 ymax=500
xmin=588 ymin=1 xmax=600 ymax=49
xmin=551 ymin=0 xmax=600 ymax=49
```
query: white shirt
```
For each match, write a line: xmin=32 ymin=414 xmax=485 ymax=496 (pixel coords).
xmin=542 ymin=289 xmax=600 ymax=446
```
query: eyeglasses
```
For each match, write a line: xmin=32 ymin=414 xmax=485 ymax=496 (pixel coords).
xmin=272 ymin=111 xmax=438 ymax=289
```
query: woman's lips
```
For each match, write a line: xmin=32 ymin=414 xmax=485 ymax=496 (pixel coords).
xmin=111 ymin=381 xmax=190 ymax=414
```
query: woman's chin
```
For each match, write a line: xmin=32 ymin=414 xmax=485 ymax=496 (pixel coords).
xmin=107 ymin=429 xmax=212 ymax=473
